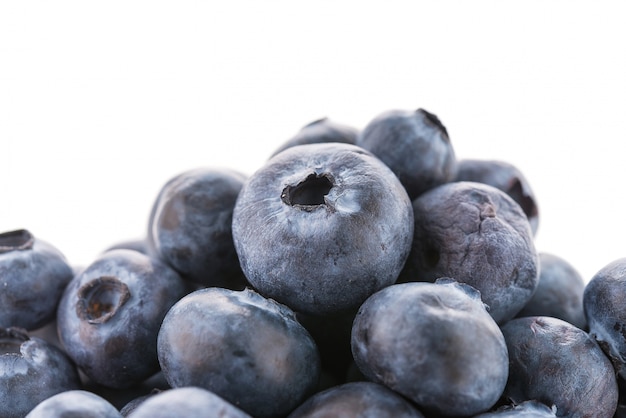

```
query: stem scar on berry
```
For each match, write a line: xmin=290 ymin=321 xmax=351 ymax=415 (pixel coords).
xmin=76 ymin=276 xmax=131 ymax=324
xmin=0 ymin=229 xmax=35 ymax=254
xmin=281 ymin=173 xmax=334 ymax=211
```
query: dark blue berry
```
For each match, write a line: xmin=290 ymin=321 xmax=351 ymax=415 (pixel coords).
xmin=232 ymin=142 xmax=414 ymax=315
xmin=500 ymin=316 xmax=618 ymax=416
xmin=0 ymin=229 xmax=74 ymax=330
xmin=157 ymin=287 xmax=320 ymax=418
xmin=0 ymin=327 xmax=81 ymax=418
xmin=56 ymin=249 xmax=188 ymax=388
xmin=351 ymin=279 xmax=509 ymax=416
xmin=147 ymin=167 xmax=248 ymax=289
xmin=356 ymin=108 xmax=457 ymax=199
xmin=398 ymin=181 xmax=539 ymax=324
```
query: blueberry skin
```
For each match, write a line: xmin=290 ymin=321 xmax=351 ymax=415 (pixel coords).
xmin=157 ymin=287 xmax=321 ymax=418
xmin=584 ymin=257 xmax=626 ymax=378
xmin=56 ymin=249 xmax=188 ymax=389
xmin=351 ymin=280 xmax=509 ymax=417
xmin=516 ymin=252 xmax=586 ymax=330
xmin=287 ymin=381 xmax=425 ymax=418
xmin=147 ymin=167 xmax=248 ymax=289
xmin=356 ymin=108 xmax=457 ymax=199
xmin=25 ymin=390 xmax=122 ymax=418
xmin=125 ymin=387 xmax=252 ymax=418
xmin=0 ymin=327 xmax=81 ymax=418
xmin=500 ymin=316 xmax=618 ymax=417
xmin=232 ymin=142 xmax=414 ymax=315
xmin=454 ymin=159 xmax=539 ymax=235
xmin=0 ymin=229 xmax=74 ymax=330
xmin=473 ymin=400 xmax=557 ymax=417
xmin=398 ymin=181 xmax=539 ymax=324
xmin=270 ymin=117 xmax=358 ymax=157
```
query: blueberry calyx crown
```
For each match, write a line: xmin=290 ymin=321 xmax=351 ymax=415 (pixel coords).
xmin=0 ymin=327 xmax=29 ymax=355
xmin=507 ymin=177 xmax=539 ymax=220
xmin=417 ymin=108 xmax=449 ymax=140
xmin=281 ymin=173 xmax=334 ymax=211
xmin=76 ymin=276 xmax=131 ymax=324
xmin=0 ymin=229 xmax=35 ymax=254
xmin=240 ymin=287 xmax=298 ymax=321
xmin=434 ymin=277 xmax=490 ymax=312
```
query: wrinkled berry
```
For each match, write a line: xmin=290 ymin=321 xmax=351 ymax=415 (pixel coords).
xmin=398 ymin=181 xmax=539 ymax=324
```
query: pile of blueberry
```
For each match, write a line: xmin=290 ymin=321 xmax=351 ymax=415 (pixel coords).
xmin=2 ymin=108 xmax=626 ymax=417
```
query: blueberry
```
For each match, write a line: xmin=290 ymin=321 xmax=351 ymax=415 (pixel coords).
xmin=287 ymin=381 xmax=425 ymax=418
xmin=516 ymin=252 xmax=586 ymax=329
xmin=147 ymin=167 xmax=248 ymax=289
xmin=124 ymin=387 xmax=252 ymax=418
xmin=270 ymin=117 xmax=358 ymax=157
xmin=157 ymin=287 xmax=320 ymax=418
xmin=25 ymin=390 xmax=122 ymax=418
xmin=454 ymin=159 xmax=539 ymax=235
xmin=356 ymin=108 xmax=457 ymax=199
xmin=583 ymin=257 xmax=626 ymax=378
xmin=351 ymin=279 xmax=509 ymax=416
xmin=398 ymin=181 xmax=539 ymax=324
xmin=0 ymin=327 xmax=80 ymax=418
xmin=500 ymin=316 xmax=618 ymax=417
xmin=473 ymin=400 xmax=557 ymax=417
xmin=0 ymin=229 xmax=74 ymax=330
xmin=232 ymin=142 xmax=414 ymax=315
xmin=56 ymin=249 xmax=188 ymax=388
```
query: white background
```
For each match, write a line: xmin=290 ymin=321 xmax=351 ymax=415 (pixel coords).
xmin=1 ymin=1 xmax=625 ymax=282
